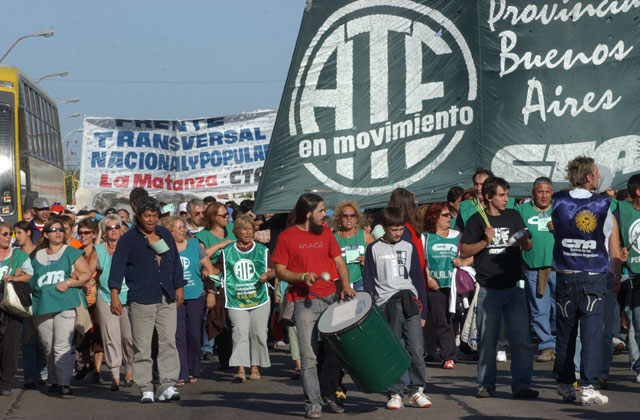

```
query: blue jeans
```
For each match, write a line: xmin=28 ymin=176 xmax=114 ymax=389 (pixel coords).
xmin=294 ymin=297 xmax=341 ymax=412
xmin=553 ymin=272 xmax=606 ymax=388
xmin=380 ymin=298 xmax=426 ymax=396
xmin=623 ymin=281 xmax=640 ymax=373
xmin=476 ymin=285 xmax=533 ymax=393
xmin=524 ymin=269 xmax=556 ymax=352
xmin=201 ymin=309 xmax=215 ymax=355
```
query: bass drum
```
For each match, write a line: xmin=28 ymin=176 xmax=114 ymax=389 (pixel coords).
xmin=317 ymin=291 xmax=410 ymax=393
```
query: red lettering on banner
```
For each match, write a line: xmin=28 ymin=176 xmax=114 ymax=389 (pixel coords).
xmin=173 ymin=180 xmax=183 ymax=191
xmin=206 ymin=175 xmax=217 ymax=186
xmin=195 ymin=177 xmax=205 ymax=188
xmin=114 ymin=176 xmax=130 ymax=188
xmin=152 ymin=177 xmax=163 ymax=188
xmin=99 ymin=174 xmax=112 ymax=188
xmin=133 ymin=174 xmax=152 ymax=188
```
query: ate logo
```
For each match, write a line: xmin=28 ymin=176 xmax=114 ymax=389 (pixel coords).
xmin=289 ymin=0 xmax=477 ymax=194
xmin=233 ymin=259 xmax=256 ymax=282
xmin=629 ymin=219 xmax=640 ymax=254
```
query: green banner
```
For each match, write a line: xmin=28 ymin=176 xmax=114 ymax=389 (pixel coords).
xmin=255 ymin=0 xmax=640 ymax=213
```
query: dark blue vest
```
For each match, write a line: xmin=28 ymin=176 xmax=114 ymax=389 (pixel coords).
xmin=551 ymin=190 xmax=610 ymax=272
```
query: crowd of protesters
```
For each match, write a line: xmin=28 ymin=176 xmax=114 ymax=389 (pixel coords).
xmin=0 ymin=155 xmax=639 ymax=417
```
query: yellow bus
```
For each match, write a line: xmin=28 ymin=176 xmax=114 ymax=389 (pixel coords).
xmin=0 ymin=65 xmax=65 ymax=224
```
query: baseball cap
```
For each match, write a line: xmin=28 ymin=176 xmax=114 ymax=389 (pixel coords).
xmin=33 ymin=197 xmax=50 ymax=209
xmin=178 ymin=202 xmax=188 ymax=214
xmin=51 ymin=204 xmax=65 ymax=214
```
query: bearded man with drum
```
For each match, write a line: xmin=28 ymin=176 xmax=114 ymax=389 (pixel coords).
xmin=273 ymin=193 xmax=355 ymax=419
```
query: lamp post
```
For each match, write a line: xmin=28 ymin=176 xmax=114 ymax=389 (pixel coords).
xmin=66 ymin=112 xmax=80 ymax=119
xmin=36 ymin=70 xmax=68 ymax=84
xmin=0 ymin=29 xmax=54 ymax=64
xmin=58 ymin=97 xmax=79 ymax=105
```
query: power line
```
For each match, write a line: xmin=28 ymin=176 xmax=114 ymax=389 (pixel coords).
xmin=46 ymin=78 xmax=285 ymax=85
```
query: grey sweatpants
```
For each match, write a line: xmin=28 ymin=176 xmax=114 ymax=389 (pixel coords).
xmin=95 ymin=296 xmax=133 ymax=380
xmin=228 ymin=303 xmax=271 ymax=368
xmin=128 ymin=296 xmax=179 ymax=395
xmin=34 ymin=309 xmax=76 ymax=387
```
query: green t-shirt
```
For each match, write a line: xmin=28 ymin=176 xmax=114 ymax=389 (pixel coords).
xmin=95 ymin=243 xmax=129 ymax=305
xmin=335 ymin=229 xmax=366 ymax=284
xmin=424 ymin=231 xmax=459 ymax=287
xmin=516 ymin=201 xmax=554 ymax=268
xmin=618 ymin=201 xmax=640 ymax=274
xmin=0 ymin=248 xmax=31 ymax=278
xmin=196 ymin=226 xmax=237 ymax=264
xmin=30 ymin=246 xmax=87 ymax=317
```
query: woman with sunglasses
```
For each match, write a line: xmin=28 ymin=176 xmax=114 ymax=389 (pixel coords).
xmin=332 ymin=201 xmax=374 ymax=291
xmin=90 ymin=214 xmax=134 ymax=391
xmin=73 ymin=218 xmax=104 ymax=384
xmin=196 ymin=203 xmax=236 ymax=370
xmin=0 ymin=222 xmax=34 ymax=395
xmin=162 ymin=216 xmax=217 ymax=386
xmin=422 ymin=203 xmax=472 ymax=370
xmin=30 ymin=219 xmax=92 ymax=396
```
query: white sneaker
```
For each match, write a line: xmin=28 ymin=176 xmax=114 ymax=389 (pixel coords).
xmin=140 ymin=391 xmax=154 ymax=403
xmin=496 ymin=351 xmax=507 ymax=362
xmin=636 ymin=372 xmax=640 ymax=383
xmin=556 ymin=383 xmax=576 ymax=402
xmin=157 ymin=386 xmax=180 ymax=402
xmin=408 ymin=387 xmax=432 ymax=408
xmin=580 ymin=385 xmax=608 ymax=406
xmin=386 ymin=393 xmax=403 ymax=409
xmin=275 ymin=340 xmax=287 ymax=348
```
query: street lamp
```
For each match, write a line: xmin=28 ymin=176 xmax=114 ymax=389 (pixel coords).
xmin=37 ymin=70 xmax=68 ymax=84
xmin=66 ymin=112 xmax=80 ymax=119
xmin=0 ymin=29 xmax=54 ymax=64
xmin=58 ymin=97 xmax=79 ymax=105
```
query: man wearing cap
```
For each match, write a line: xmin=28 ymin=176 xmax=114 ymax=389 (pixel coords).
xmin=30 ymin=197 xmax=51 ymax=244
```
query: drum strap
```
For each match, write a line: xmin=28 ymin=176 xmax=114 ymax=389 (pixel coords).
xmin=306 ymin=290 xmax=334 ymax=305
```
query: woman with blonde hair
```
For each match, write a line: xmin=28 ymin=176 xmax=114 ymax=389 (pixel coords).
xmin=162 ymin=216 xmax=217 ymax=386
xmin=222 ymin=216 xmax=274 ymax=382
xmin=90 ymin=214 xmax=134 ymax=391
xmin=332 ymin=201 xmax=374 ymax=291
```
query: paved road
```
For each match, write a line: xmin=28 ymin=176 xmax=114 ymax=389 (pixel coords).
xmin=0 ymin=347 xmax=638 ymax=420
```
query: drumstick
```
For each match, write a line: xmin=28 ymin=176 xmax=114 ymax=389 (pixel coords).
xmin=627 ymin=233 xmax=640 ymax=251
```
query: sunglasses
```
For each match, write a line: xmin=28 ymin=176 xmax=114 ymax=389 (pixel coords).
xmin=78 ymin=230 xmax=94 ymax=236
xmin=35 ymin=207 xmax=50 ymax=211
xmin=441 ymin=213 xmax=452 ymax=218
xmin=106 ymin=225 xmax=121 ymax=231
xmin=0 ymin=232 xmax=11 ymax=237
xmin=45 ymin=227 xmax=64 ymax=233
xmin=217 ymin=213 xmax=229 ymax=218
xmin=194 ymin=211 xmax=205 ymax=216
xmin=341 ymin=214 xmax=357 ymax=219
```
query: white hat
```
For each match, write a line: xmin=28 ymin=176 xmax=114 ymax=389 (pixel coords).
xmin=178 ymin=202 xmax=188 ymax=214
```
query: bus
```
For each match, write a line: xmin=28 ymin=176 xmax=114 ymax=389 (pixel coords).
xmin=0 ymin=65 xmax=65 ymax=225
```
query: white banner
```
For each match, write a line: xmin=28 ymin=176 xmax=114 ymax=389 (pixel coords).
xmin=79 ymin=110 xmax=276 ymax=197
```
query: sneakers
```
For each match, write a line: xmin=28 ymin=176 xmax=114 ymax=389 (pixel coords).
xmin=386 ymin=393 xmax=404 ymax=409
xmin=305 ymin=405 xmax=322 ymax=419
xmin=140 ymin=391 xmax=154 ymax=403
xmin=536 ymin=348 xmax=556 ymax=362
xmin=635 ymin=372 xmax=640 ymax=383
xmin=612 ymin=337 xmax=625 ymax=355
xmin=59 ymin=385 xmax=73 ymax=396
xmin=512 ymin=388 xmax=539 ymax=399
xmin=442 ymin=360 xmax=455 ymax=369
xmin=74 ymin=364 xmax=94 ymax=380
xmin=323 ymin=398 xmax=344 ymax=414
xmin=158 ymin=386 xmax=180 ymax=402
xmin=274 ymin=340 xmax=287 ymax=348
xmin=496 ymin=351 xmax=507 ymax=362
xmin=556 ymin=383 xmax=576 ymax=402
xmin=408 ymin=388 xmax=432 ymax=408
xmin=476 ymin=387 xmax=493 ymax=398
xmin=580 ymin=385 xmax=608 ymax=406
